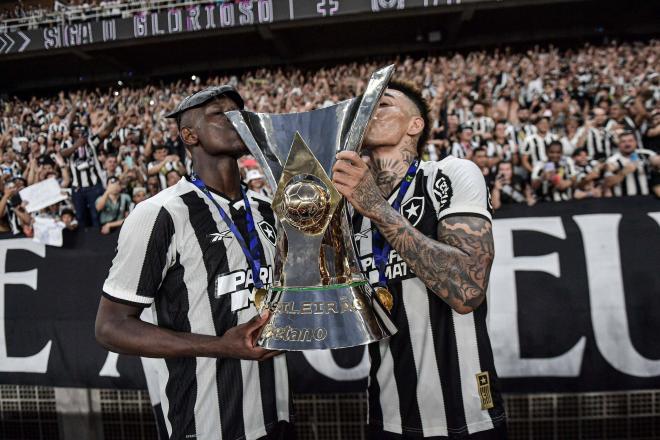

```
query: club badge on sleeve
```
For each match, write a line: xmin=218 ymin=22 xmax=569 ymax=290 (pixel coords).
xmin=476 ymin=371 xmax=494 ymax=410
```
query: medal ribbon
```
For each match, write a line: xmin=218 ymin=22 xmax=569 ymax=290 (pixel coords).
xmin=371 ymin=159 xmax=419 ymax=287
xmin=190 ymin=173 xmax=264 ymax=289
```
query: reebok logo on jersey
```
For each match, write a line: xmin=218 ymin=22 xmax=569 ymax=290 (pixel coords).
xmin=401 ymin=196 xmax=425 ymax=227
xmin=208 ymin=230 xmax=232 ymax=243
xmin=354 ymin=228 xmax=371 ymax=242
xmin=433 ymin=171 xmax=452 ymax=213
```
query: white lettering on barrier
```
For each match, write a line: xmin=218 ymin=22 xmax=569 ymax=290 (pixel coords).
xmin=100 ymin=309 xmax=158 ymax=378
xmin=575 ymin=213 xmax=660 ymax=377
xmin=204 ymin=4 xmax=216 ymax=29
xmin=43 ymin=23 xmax=93 ymax=49
xmin=0 ymin=238 xmax=51 ymax=373
xmin=257 ymin=0 xmax=274 ymax=23
xmin=303 ymin=346 xmax=370 ymax=381
xmin=99 ymin=352 xmax=119 ymax=377
xmin=220 ymin=4 xmax=235 ymax=27
xmin=134 ymin=15 xmax=147 ymax=37
xmin=239 ymin=1 xmax=254 ymax=25
xmin=2 ymin=211 xmax=658 ymax=382
xmin=151 ymin=13 xmax=165 ymax=36
xmin=167 ymin=9 xmax=182 ymax=33
xmin=489 ymin=217 xmax=586 ymax=377
xmin=102 ymin=19 xmax=116 ymax=42
xmin=186 ymin=6 xmax=201 ymax=32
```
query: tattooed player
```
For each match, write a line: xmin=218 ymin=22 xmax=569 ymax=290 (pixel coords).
xmin=332 ymin=81 xmax=507 ymax=439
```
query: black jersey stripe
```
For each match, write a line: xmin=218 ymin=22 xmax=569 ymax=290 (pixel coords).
xmin=367 ymin=342 xmax=384 ymax=424
xmin=181 ymin=191 xmax=247 ymax=440
xmin=252 ymin=199 xmax=279 ymax=433
xmin=473 ymin=300 xmax=506 ymax=425
xmin=389 ymin=296 xmax=424 ymax=431
xmin=157 ymin=252 xmax=197 ymax=439
xmin=258 ymin=360 xmax=277 ymax=432
xmin=429 ymin=292 xmax=468 ymax=433
xmin=135 ymin=207 xmax=175 ymax=301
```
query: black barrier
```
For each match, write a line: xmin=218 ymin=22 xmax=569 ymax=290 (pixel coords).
xmin=0 ymin=0 xmax=497 ymax=56
xmin=0 ymin=196 xmax=658 ymax=393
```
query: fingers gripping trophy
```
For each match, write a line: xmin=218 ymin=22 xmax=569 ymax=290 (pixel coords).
xmin=226 ymin=66 xmax=398 ymax=350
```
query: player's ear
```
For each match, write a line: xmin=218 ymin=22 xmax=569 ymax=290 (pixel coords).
xmin=407 ymin=115 xmax=424 ymax=137
xmin=180 ymin=127 xmax=198 ymax=147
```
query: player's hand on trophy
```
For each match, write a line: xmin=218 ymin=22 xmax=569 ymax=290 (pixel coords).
xmin=218 ymin=310 xmax=281 ymax=361
xmin=332 ymin=150 xmax=388 ymax=219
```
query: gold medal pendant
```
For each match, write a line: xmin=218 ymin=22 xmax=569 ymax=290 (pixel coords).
xmin=374 ymin=287 xmax=394 ymax=313
xmin=253 ymin=287 xmax=268 ymax=311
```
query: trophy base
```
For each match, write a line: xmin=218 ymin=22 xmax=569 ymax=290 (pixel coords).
xmin=257 ymin=281 xmax=397 ymax=350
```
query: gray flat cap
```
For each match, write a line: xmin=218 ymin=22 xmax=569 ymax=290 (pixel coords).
xmin=165 ymin=85 xmax=244 ymax=119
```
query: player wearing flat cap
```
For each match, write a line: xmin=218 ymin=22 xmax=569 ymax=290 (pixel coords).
xmin=95 ymin=86 xmax=293 ymax=440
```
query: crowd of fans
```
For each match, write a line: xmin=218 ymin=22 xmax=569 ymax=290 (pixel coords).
xmin=0 ymin=0 xmax=48 ymax=22
xmin=1 ymin=40 xmax=658 ymax=237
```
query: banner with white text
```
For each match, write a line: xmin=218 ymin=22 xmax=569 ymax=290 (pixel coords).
xmin=0 ymin=196 xmax=658 ymax=393
xmin=0 ymin=0 xmax=500 ymax=56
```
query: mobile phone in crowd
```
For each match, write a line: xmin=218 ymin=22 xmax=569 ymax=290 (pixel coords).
xmin=630 ymin=152 xmax=639 ymax=162
xmin=544 ymin=162 xmax=556 ymax=172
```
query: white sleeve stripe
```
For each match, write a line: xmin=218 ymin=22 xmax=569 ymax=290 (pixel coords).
xmin=102 ymin=282 xmax=154 ymax=305
xmin=439 ymin=206 xmax=492 ymax=222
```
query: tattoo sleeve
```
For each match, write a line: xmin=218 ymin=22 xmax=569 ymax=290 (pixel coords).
xmin=369 ymin=206 xmax=494 ymax=314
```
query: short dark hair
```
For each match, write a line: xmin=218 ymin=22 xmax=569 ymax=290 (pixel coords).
xmin=571 ymin=147 xmax=587 ymax=157
xmin=387 ymin=80 xmax=431 ymax=156
xmin=496 ymin=160 xmax=513 ymax=173
xmin=546 ymin=140 xmax=563 ymax=152
xmin=473 ymin=146 xmax=487 ymax=156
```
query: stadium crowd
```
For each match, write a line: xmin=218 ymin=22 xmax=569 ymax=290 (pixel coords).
xmin=1 ymin=40 xmax=659 ymax=237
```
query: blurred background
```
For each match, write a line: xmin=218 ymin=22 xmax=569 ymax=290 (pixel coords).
xmin=0 ymin=0 xmax=658 ymax=439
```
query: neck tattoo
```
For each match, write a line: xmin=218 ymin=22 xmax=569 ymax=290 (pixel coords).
xmin=369 ymin=145 xmax=417 ymax=197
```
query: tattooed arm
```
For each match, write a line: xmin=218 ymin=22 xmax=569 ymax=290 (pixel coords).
xmin=333 ymin=151 xmax=494 ymax=314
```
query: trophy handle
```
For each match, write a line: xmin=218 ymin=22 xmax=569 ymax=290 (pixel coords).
xmin=343 ymin=64 xmax=395 ymax=153
xmin=225 ymin=110 xmax=281 ymax=192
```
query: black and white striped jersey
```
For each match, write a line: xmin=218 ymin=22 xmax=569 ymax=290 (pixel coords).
xmin=605 ymin=149 xmax=657 ymax=196
xmin=521 ymin=132 xmax=558 ymax=165
xmin=103 ymin=176 xmax=290 ymax=440
xmin=67 ymin=135 xmax=105 ymax=189
xmin=585 ymin=127 xmax=616 ymax=161
xmin=353 ymin=157 xmax=506 ymax=438
xmin=574 ymin=159 xmax=601 ymax=185
xmin=450 ymin=141 xmax=480 ymax=159
xmin=485 ymin=139 xmax=516 ymax=162
xmin=148 ymin=160 xmax=181 ymax=191
xmin=531 ymin=157 xmax=577 ymax=202
xmin=506 ymin=123 xmax=537 ymax=149
xmin=469 ymin=116 xmax=495 ymax=144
